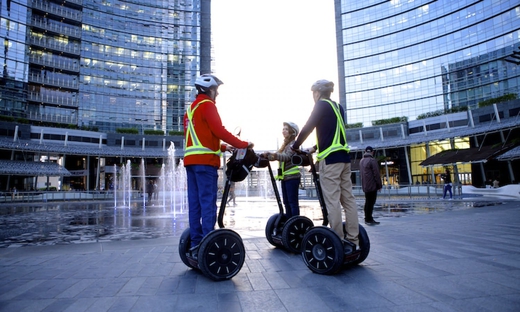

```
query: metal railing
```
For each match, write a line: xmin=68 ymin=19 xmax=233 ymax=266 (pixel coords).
xmin=0 ymin=183 xmax=465 ymax=204
xmin=29 ymin=37 xmax=80 ymax=55
xmin=28 ymin=92 xmax=79 ymax=108
xmin=29 ymin=56 xmax=80 ymax=72
xmin=30 ymin=18 xmax=82 ymax=38
xmin=31 ymin=0 xmax=82 ymax=22
xmin=302 ymin=184 xmax=462 ymax=200
xmin=0 ymin=191 xmax=115 ymax=204
xmin=29 ymin=74 xmax=79 ymax=89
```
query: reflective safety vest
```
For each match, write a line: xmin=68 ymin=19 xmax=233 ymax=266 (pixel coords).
xmin=275 ymin=161 xmax=300 ymax=180
xmin=184 ymin=99 xmax=222 ymax=157
xmin=316 ymin=99 xmax=350 ymax=161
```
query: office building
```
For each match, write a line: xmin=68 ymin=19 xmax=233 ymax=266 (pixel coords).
xmin=335 ymin=0 xmax=520 ymax=125
xmin=0 ymin=0 xmax=211 ymax=192
xmin=335 ymin=0 xmax=520 ymax=186
xmin=1 ymin=0 xmax=211 ymax=133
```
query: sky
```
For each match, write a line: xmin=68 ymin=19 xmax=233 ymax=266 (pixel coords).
xmin=211 ymin=0 xmax=339 ymax=151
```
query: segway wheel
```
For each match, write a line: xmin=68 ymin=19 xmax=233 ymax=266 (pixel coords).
xmin=301 ymin=226 xmax=343 ymax=275
xmin=344 ymin=224 xmax=370 ymax=267
xmin=198 ymin=229 xmax=245 ymax=281
xmin=281 ymin=216 xmax=314 ymax=253
xmin=265 ymin=213 xmax=286 ymax=247
xmin=179 ymin=228 xmax=198 ymax=270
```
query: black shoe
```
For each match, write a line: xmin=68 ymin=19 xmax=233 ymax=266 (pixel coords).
xmin=189 ymin=246 xmax=198 ymax=260
xmin=365 ymin=220 xmax=380 ymax=225
xmin=342 ymin=239 xmax=357 ymax=255
xmin=342 ymin=239 xmax=358 ymax=254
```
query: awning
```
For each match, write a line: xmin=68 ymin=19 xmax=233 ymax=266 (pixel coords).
xmin=497 ymin=145 xmax=520 ymax=161
xmin=419 ymin=145 xmax=513 ymax=166
xmin=0 ymin=160 xmax=72 ymax=176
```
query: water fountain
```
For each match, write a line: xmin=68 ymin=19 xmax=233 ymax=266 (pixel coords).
xmin=113 ymin=160 xmax=134 ymax=208
xmin=112 ymin=143 xmax=187 ymax=214
xmin=158 ymin=143 xmax=187 ymax=215
xmin=140 ymin=158 xmax=146 ymax=206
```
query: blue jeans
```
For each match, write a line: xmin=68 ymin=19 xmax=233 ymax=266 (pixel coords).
xmin=281 ymin=178 xmax=300 ymax=219
xmin=443 ymin=183 xmax=452 ymax=199
xmin=186 ymin=165 xmax=218 ymax=247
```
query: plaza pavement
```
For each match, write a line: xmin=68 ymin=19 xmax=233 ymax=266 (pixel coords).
xmin=0 ymin=198 xmax=519 ymax=312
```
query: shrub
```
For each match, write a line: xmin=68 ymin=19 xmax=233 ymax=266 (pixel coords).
xmin=116 ymin=128 xmax=139 ymax=134
xmin=417 ymin=106 xmax=468 ymax=120
xmin=169 ymin=130 xmax=184 ymax=136
xmin=371 ymin=116 xmax=408 ymax=126
xmin=478 ymin=93 xmax=518 ymax=108
xmin=345 ymin=122 xmax=363 ymax=129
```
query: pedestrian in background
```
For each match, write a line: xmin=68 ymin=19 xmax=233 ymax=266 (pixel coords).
xmin=227 ymin=182 xmax=236 ymax=206
xmin=359 ymin=146 xmax=382 ymax=225
xmin=441 ymin=169 xmax=453 ymax=199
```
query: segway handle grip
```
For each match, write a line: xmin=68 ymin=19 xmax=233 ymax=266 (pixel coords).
xmin=291 ymin=152 xmax=311 ymax=167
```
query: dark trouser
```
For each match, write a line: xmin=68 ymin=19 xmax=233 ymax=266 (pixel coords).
xmin=443 ymin=184 xmax=452 ymax=199
xmin=281 ymin=178 xmax=300 ymax=219
xmin=364 ymin=190 xmax=378 ymax=222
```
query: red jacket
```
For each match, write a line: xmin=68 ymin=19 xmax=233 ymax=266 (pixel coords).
xmin=183 ymin=94 xmax=248 ymax=167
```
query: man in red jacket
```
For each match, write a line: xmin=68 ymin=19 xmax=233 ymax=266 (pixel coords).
xmin=183 ymin=74 xmax=252 ymax=252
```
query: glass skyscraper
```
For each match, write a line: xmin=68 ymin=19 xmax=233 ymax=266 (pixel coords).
xmin=1 ymin=0 xmax=210 ymax=134
xmin=335 ymin=0 xmax=520 ymax=127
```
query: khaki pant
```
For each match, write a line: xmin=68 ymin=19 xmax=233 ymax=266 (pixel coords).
xmin=319 ymin=161 xmax=359 ymax=246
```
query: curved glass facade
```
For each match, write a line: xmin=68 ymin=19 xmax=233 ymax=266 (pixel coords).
xmin=336 ymin=0 xmax=520 ymax=126
xmin=1 ymin=0 xmax=206 ymax=134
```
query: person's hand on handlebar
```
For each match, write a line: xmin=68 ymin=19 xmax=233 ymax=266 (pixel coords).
xmin=260 ymin=152 xmax=276 ymax=161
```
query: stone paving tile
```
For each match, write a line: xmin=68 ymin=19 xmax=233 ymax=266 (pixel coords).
xmin=1 ymin=199 xmax=519 ymax=311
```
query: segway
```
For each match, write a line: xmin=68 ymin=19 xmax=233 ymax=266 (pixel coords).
xmin=296 ymin=151 xmax=370 ymax=275
xmin=264 ymin=156 xmax=314 ymax=253
xmin=178 ymin=148 xmax=259 ymax=281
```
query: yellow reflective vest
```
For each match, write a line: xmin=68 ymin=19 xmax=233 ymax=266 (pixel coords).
xmin=316 ymin=99 xmax=350 ymax=161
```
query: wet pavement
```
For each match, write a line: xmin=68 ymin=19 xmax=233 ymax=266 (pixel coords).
xmin=0 ymin=197 xmax=519 ymax=311
xmin=0 ymin=197 xmax=504 ymax=248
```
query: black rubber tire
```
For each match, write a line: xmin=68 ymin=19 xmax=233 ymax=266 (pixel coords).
xmin=281 ymin=216 xmax=314 ymax=253
xmin=198 ymin=229 xmax=245 ymax=281
xmin=301 ymin=226 xmax=343 ymax=275
xmin=178 ymin=228 xmax=197 ymax=270
xmin=345 ymin=224 xmax=370 ymax=267
xmin=265 ymin=213 xmax=286 ymax=247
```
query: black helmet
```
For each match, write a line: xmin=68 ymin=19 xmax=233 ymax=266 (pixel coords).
xmin=311 ymin=79 xmax=334 ymax=93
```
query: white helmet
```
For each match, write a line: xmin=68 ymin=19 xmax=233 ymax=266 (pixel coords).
xmin=195 ymin=74 xmax=223 ymax=93
xmin=311 ymin=79 xmax=334 ymax=93
xmin=283 ymin=121 xmax=299 ymax=137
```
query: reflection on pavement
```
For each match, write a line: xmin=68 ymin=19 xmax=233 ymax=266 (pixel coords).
xmin=0 ymin=198 xmax=503 ymax=248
